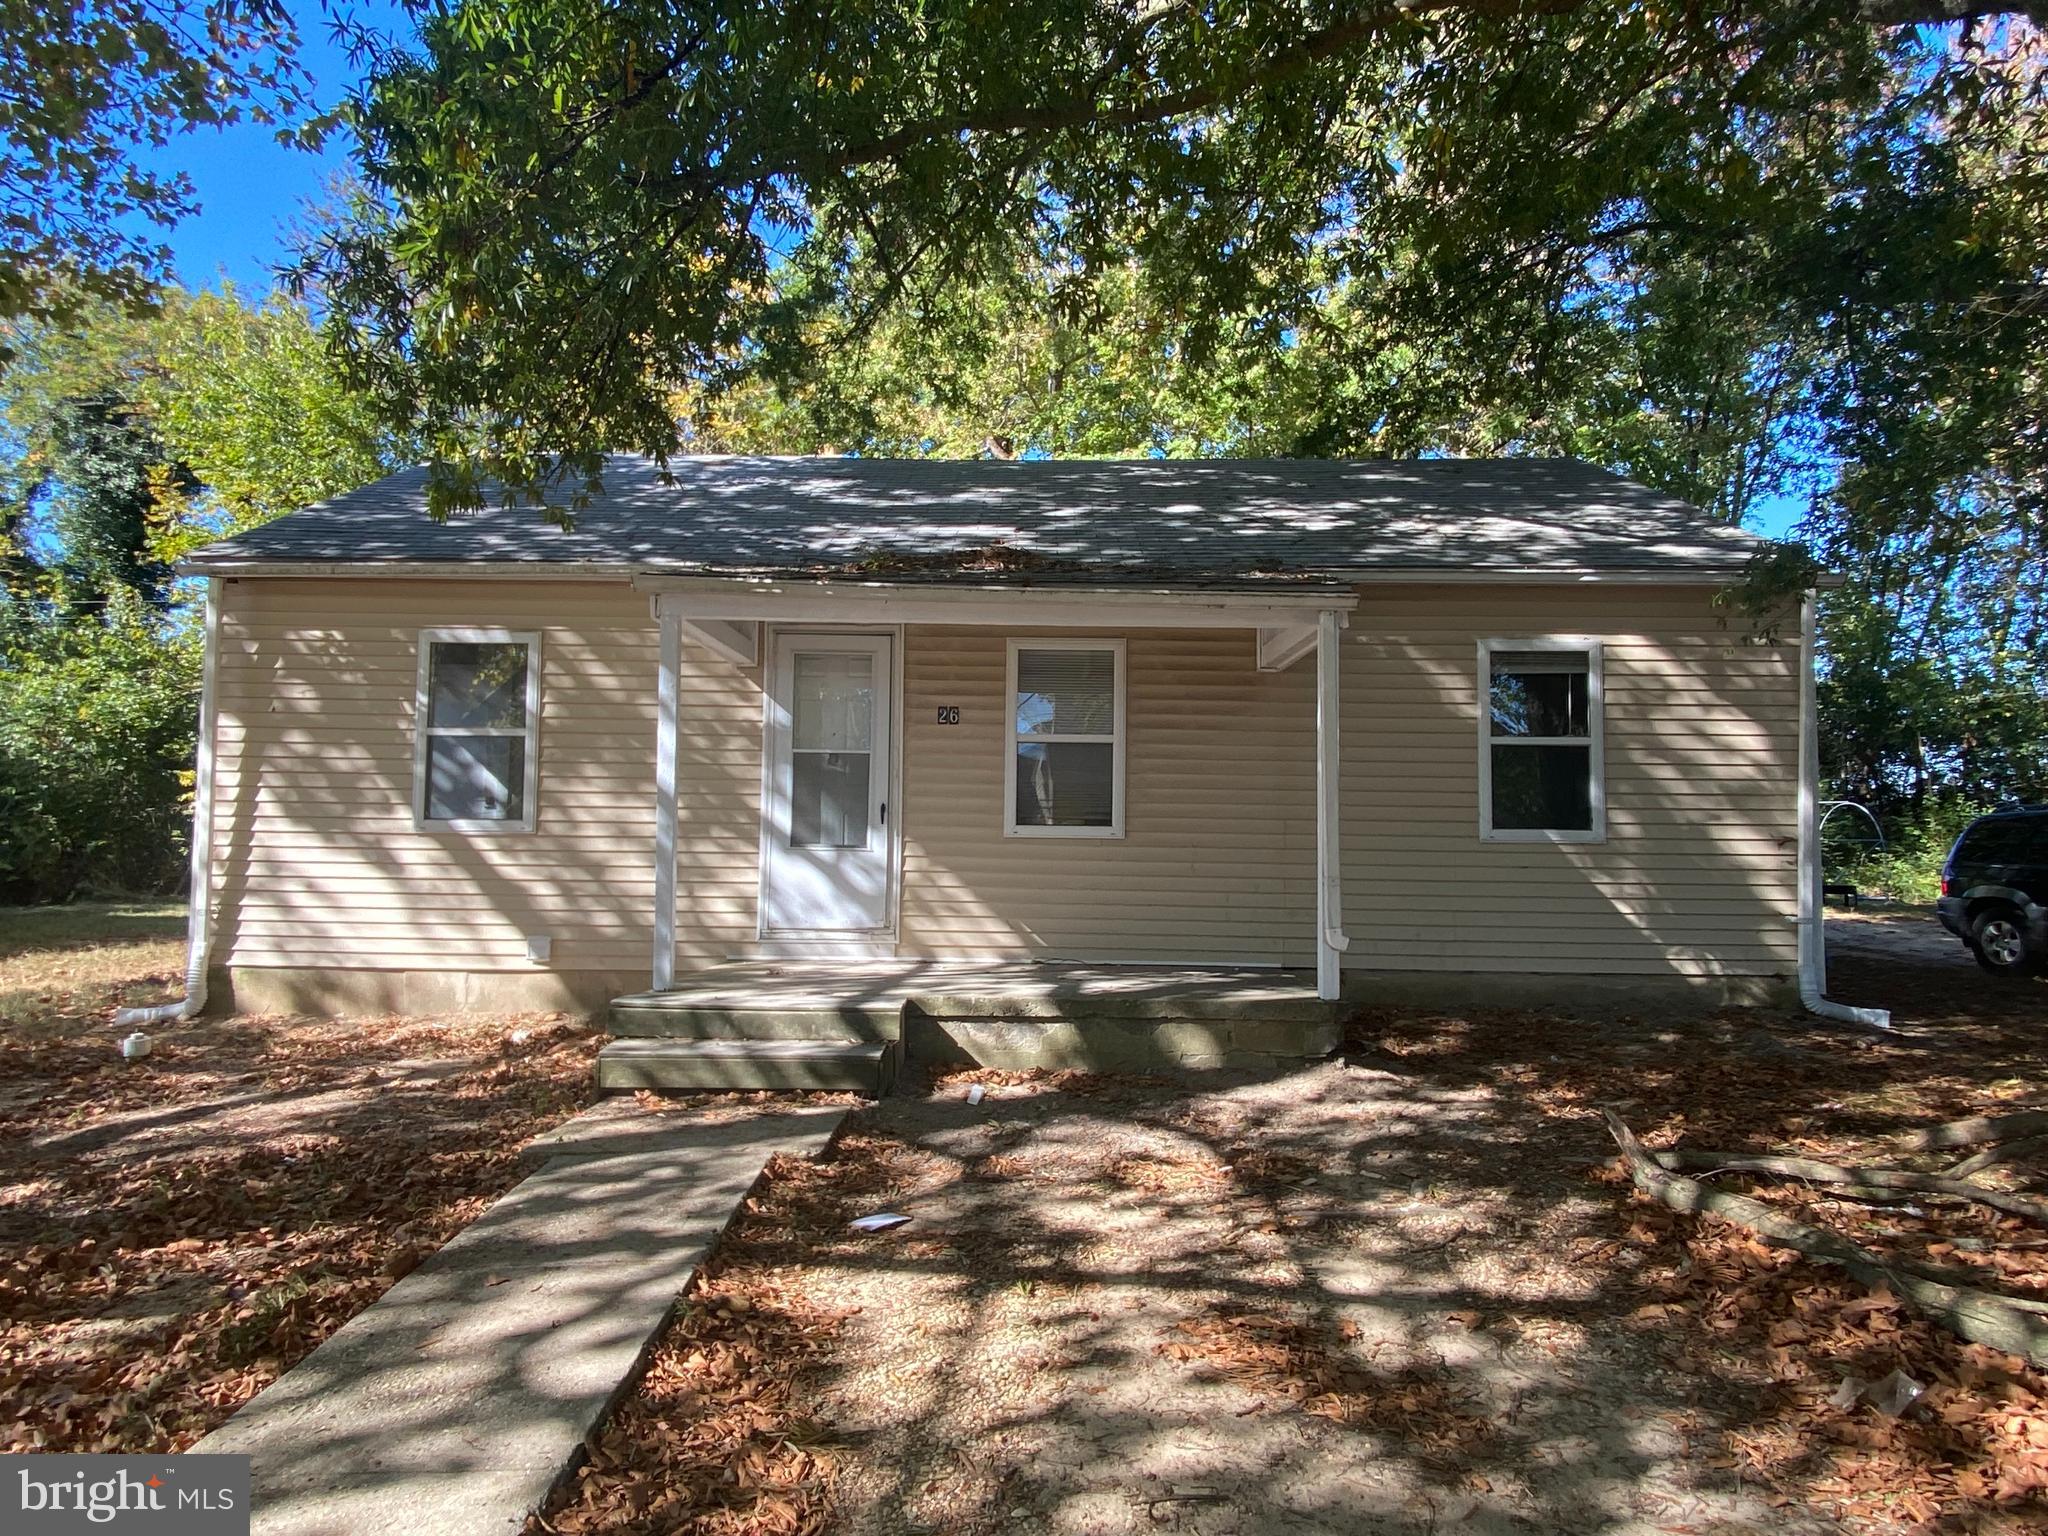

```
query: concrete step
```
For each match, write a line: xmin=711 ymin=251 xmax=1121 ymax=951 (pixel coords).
xmin=596 ymin=1038 xmax=897 ymax=1095
xmin=608 ymin=993 xmax=900 ymax=1042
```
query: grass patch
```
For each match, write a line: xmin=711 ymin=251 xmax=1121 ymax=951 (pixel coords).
xmin=0 ymin=901 xmax=187 ymax=1036
xmin=0 ymin=901 xmax=186 ymax=959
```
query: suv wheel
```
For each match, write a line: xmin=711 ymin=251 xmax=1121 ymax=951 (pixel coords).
xmin=1971 ymin=907 xmax=2039 ymax=976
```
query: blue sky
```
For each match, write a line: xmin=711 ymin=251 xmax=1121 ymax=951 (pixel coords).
xmin=140 ymin=0 xmax=411 ymax=295
xmin=135 ymin=0 xmax=1808 ymax=537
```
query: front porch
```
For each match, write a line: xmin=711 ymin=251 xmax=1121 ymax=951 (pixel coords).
xmin=598 ymin=960 xmax=1344 ymax=1093
xmin=643 ymin=576 xmax=1358 ymax=1001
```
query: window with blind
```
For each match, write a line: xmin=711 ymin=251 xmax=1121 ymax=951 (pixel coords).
xmin=1480 ymin=639 xmax=1604 ymax=842
xmin=1006 ymin=640 xmax=1125 ymax=836
xmin=415 ymin=629 xmax=540 ymax=831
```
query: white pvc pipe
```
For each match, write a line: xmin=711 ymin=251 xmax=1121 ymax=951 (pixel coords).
xmin=1796 ymin=591 xmax=1892 ymax=1031
xmin=116 ymin=576 xmax=222 ymax=1028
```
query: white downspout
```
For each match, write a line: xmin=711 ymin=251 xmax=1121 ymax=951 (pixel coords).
xmin=1315 ymin=608 xmax=1351 ymax=1001
xmin=1797 ymin=590 xmax=1891 ymax=1031
xmin=116 ymin=576 xmax=222 ymax=1027
xmin=650 ymin=603 xmax=681 ymax=991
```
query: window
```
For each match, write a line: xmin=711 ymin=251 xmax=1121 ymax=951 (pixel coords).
xmin=1006 ymin=639 xmax=1124 ymax=836
xmin=1480 ymin=638 xmax=1603 ymax=842
xmin=415 ymin=630 xmax=540 ymax=831
xmin=788 ymin=648 xmax=875 ymax=849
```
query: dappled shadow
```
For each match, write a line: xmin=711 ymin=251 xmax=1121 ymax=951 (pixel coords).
xmin=195 ymin=455 xmax=1759 ymax=582
xmin=0 ymin=1011 xmax=598 ymax=1453
xmin=565 ymin=946 xmax=2048 ymax=1536
xmin=192 ymin=1106 xmax=844 ymax=1534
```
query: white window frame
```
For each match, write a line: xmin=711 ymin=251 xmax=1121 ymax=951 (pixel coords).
xmin=1477 ymin=636 xmax=1605 ymax=845
xmin=414 ymin=627 xmax=542 ymax=834
xmin=1004 ymin=637 xmax=1126 ymax=839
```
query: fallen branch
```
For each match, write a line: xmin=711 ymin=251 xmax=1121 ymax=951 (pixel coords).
xmin=1650 ymin=1148 xmax=2048 ymax=1227
xmin=1603 ymin=1111 xmax=2048 ymax=1367
xmin=1898 ymin=1109 xmax=2048 ymax=1154
xmin=1947 ymin=1134 xmax=2048 ymax=1181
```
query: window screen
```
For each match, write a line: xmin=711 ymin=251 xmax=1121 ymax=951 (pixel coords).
xmin=1486 ymin=645 xmax=1599 ymax=837
xmin=420 ymin=636 xmax=537 ymax=826
xmin=788 ymin=649 xmax=875 ymax=849
xmin=1010 ymin=645 xmax=1120 ymax=832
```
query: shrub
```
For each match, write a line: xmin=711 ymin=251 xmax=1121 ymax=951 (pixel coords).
xmin=0 ymin=594 xmax=198 ymax=903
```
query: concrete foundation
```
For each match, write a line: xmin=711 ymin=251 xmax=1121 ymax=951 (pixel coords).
xmin=219 ymin=966 xmax=640 ymax=1020
xmin=1340 ymin=968 xmax=1798 ymax=1013
xmin=217 ymin=960 xmax=1793 ymax=1065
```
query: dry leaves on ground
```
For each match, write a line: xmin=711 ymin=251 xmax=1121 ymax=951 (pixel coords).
xmin=529 ymin=1147 xmax=893 ymax=1536
xmin=1364 ymin=951 xmax=2048 ymax=1535
xmin=1157 ymin=1305 xmax=1496 ymax=1461
xmin=0 ymin=1010 xmax=597 ymax=1453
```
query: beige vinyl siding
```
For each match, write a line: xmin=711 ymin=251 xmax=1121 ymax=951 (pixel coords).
xmin=897 ymin=625 xmax=1317 ymax=963
xmin=1341 ymin=584 xmax=1799 ymax=978
xmin=212 ymin=578 xmax=758 ymax=979
xmin=211 ymin=575 xmax=1797 ymax=994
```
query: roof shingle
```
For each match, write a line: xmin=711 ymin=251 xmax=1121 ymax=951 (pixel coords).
xmin=184 ymin=454 xmax=1764 ymax=580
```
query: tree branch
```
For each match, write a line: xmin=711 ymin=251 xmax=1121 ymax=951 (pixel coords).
xmin=1605 ymin=1111 xmax=2048 ymax=1367
xmin=1856 ymin=0 xmax=2044 ymax=25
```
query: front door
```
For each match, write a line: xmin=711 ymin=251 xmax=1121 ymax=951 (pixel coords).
xmin=761 ymin=632 xmax=894 ymax=937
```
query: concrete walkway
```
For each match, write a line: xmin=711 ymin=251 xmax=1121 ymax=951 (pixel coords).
xmin=193 ymin=1102 xmax=846 ymax=1535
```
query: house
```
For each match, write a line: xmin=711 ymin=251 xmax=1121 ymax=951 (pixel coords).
xmin=154 ymin=455 xmax=1868 ymax=1085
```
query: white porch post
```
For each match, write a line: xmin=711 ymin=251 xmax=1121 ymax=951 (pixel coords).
xmin=1315 ymin=608 xmax=1349 ymax=1001
xmin=651 ymin=605 xmax=681 ymax=990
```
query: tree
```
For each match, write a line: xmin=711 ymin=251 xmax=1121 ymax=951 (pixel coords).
xmin=40 ymin=391 xmax=185 ymax=608
xmin=0 ymin=1 xmax=307 ymax=342
xmin=0 ymin=590 xmax=199 ymax=902
xmin=681 ymin=259 xmax=1258 ymax=458
xmin=0 ymin=286 xmax=402 ymax=899
xmin=2 ymin=286 xmax=404 ymax=572
xmin=302 ymin=0 xmax=2038 ymax=505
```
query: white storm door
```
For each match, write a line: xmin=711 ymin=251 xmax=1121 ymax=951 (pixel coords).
xmin=762 ymin=633 xmax=894 ymax=935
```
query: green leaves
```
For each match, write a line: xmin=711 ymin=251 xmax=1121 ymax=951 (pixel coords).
xmin=0 ymin=284 xmax=405 ymax=898
xmin=297 ymin=0 xmax=2043 ymax=827
xmin=0 ymin=588 xmax=199 ymax=901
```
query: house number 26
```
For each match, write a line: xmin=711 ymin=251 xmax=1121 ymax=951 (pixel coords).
xmin=935 ymin=706 xmax=961 ymax=725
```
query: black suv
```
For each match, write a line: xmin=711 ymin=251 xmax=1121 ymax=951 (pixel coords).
xmin=1937 ymin=807 xmax=2048 ymax=976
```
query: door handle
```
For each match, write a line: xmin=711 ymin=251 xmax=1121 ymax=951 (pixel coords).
xmin=880 ymin=802 xmax=887 ymax=826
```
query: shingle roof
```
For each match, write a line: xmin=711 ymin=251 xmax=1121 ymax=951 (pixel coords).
xmin=184 ymin=454 xmax=1765 ymax=581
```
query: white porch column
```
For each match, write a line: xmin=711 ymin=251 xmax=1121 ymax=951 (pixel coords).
xmin=1315 ymin=608 xmax=1349 ymax=1001
xmin=651 ymin=606 xmax=681 ymax=990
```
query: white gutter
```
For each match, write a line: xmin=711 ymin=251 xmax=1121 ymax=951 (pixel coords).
xmin=175 ymin=559 xmax=644 ymax=581
xmin=1314 ymin=608 xmax=1351 ymax=1001
xmin=1796 ymin=590 xmax=1892 ymax=1031
xmin=116 ymin=577 xmax=223 ymax=1028
xmin=650 ymin=608 xmax=680 ymax=991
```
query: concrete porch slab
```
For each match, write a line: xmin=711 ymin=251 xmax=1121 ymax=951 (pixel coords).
xmin=615 ymin=960 xmax=1334 ymax=1020
xmin=611 ymin=961 xmax=1341 ymax=1072
xmin=191 ymin=1104 xmax=845 ymax=1536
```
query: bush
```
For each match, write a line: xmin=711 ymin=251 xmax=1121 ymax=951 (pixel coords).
xmin=0 ymin=595 xmax=199 ymax=903
xmin=1824 ymin=798 xmax=1988 ymax=906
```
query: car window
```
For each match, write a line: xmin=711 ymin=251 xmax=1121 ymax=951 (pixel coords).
xmin=1960 ymin=818 xmax=2045 ymax=863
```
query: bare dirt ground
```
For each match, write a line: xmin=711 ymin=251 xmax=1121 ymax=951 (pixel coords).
xmin=1825 ymin=903 xmax=1974 ymax=970
xmin=551 ymin=917 xmax=2048 ymax=1536
xmin=0 ymin=903 xmax=601 ymax=1453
